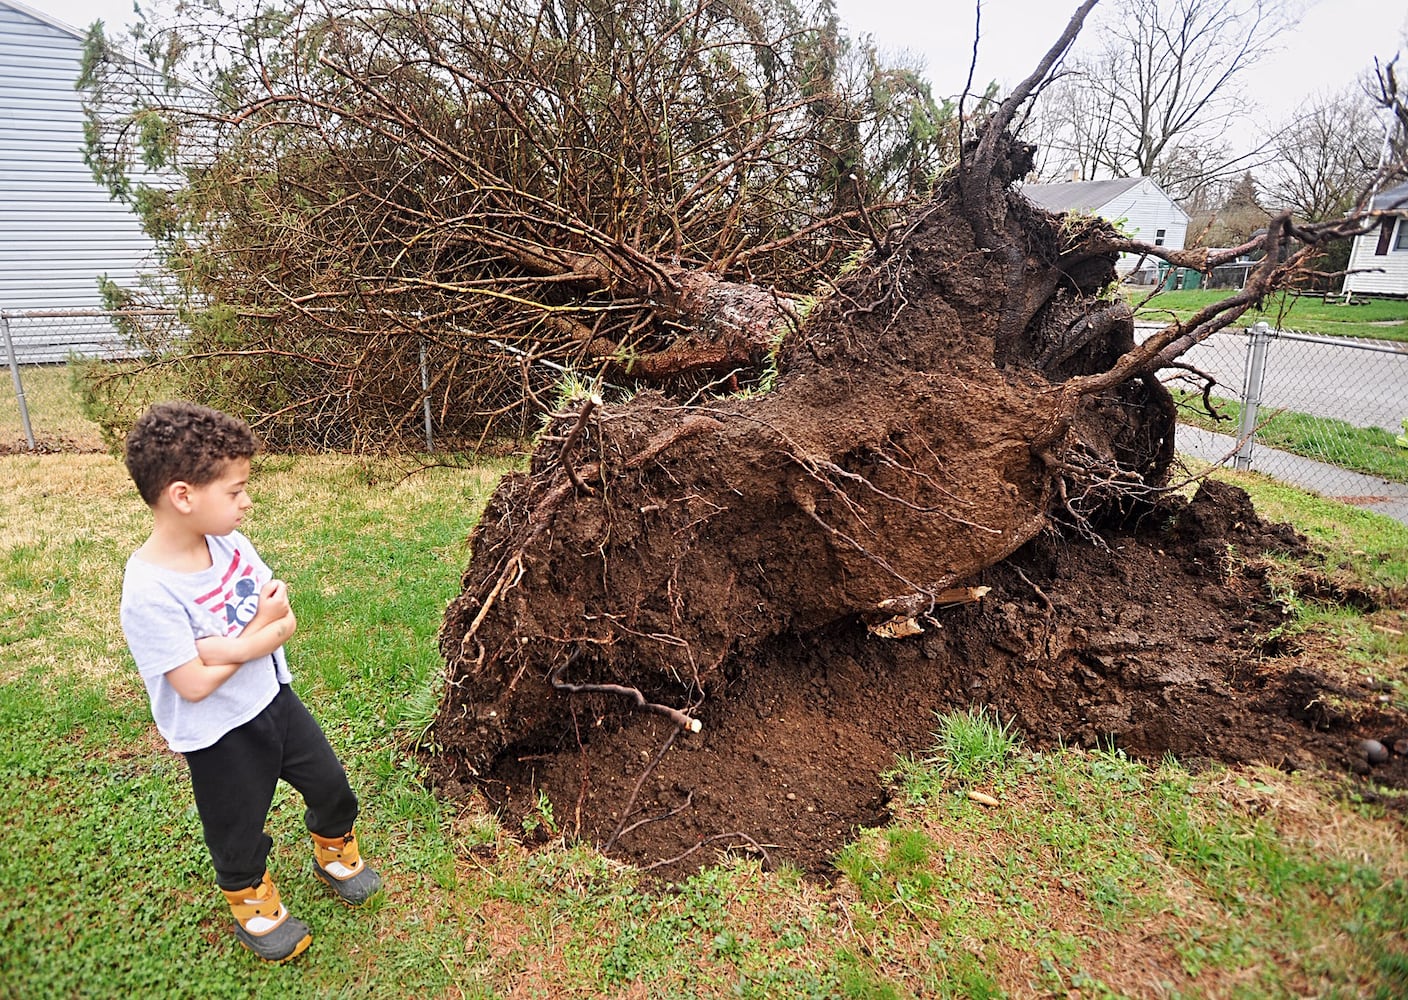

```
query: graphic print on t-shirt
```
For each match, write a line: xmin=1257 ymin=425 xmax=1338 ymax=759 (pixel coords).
xmin=193 ymin=548 xmax=261 ymax=634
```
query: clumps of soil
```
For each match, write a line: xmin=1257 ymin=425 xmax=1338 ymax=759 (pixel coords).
xmin=427 ymin=479 xmax=1408 ymax=879
xmin=0 ymin=434 xmax=103 ymax=455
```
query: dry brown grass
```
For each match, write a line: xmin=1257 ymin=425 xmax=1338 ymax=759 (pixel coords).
xmin=0 ymin=364 xmax=105 ymax=452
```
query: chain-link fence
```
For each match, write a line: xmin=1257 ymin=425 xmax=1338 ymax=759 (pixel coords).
xmin=1162 ymin=322 xmax=1408 ymax=501
xmin=0 ymin=309 xmax=170 ymax=365
xmin=2 ymin=308 xmax=179 ymax=450
xmin=7 ymin=308 xmax=1408 ymax=504
xmin=3 ymin=307 xmax=498 ymax=453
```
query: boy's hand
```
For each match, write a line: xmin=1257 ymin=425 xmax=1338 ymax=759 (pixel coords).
xmin=249 ymin=579 xmax=291 ymax=627
xmin=193 ymin=578 xmax=296 ymax=677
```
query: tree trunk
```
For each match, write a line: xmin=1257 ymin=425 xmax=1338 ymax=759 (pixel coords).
xmin=582 ymin=266 xmax=799 ymax=382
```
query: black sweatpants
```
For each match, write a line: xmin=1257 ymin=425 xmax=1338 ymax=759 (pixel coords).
xmin=184 ymin=684 xmax=359 ymax=891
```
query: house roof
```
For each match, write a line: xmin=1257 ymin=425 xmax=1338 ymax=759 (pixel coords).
xmin=1370 ymin=180 xmax=1408 ymax=213
xmin=0 ymin=0 xmax=89 ymax=41
xmin=1019 ymin=176 xmax=1148 ymax=214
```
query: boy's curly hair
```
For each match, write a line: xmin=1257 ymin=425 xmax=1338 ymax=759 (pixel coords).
xmin=125 ymin=401 xmax=258 ymax=506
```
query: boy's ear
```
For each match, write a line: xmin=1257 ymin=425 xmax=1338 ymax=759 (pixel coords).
xmin=164 ymin=480 xmax=195 ymax=513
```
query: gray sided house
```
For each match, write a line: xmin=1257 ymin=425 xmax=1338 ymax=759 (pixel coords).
xmin=1343 ymin=180 xmax=1408 ymax=299
xmin=1 ymin=0 xmax=156 ymax=360
xmin=1020 ymin=176 xmax=1189 ymax=283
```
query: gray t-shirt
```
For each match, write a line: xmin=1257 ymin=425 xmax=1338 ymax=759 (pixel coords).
xmin=120 ymin=530 xmax=293 ymax=752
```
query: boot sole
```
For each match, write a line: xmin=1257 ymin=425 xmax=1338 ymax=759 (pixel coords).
xmin=312 ymin=862 xmax=382 ymax=905
xmin=233 ymin=922 xmax=312 ymax=963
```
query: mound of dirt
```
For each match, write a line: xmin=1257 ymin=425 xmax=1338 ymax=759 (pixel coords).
xmin=428 ymin=479 xmax=1408 ymax=878
xmin=430 ymin=133 xmax=1183 ymax=804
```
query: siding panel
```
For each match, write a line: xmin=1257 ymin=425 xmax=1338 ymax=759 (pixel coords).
xmin=1344 ymin=240 xmax=1408 ymax=296
xmin=1 ymin=0 xmax=160 ymax=359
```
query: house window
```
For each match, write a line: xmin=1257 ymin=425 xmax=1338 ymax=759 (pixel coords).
xmin=1155 ymin=228 xmax=1166 ymax=246
xmin=1395 ymin=219 xmax=1408 ymax=251
xmin=1375 ymin=220 xmax=1394 ymax=255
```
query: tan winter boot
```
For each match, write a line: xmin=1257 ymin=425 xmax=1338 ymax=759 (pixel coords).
xmin=311 ymin=829 xmax=381 ymax=905
xmin=220 ymin=872 xmax=312 ymax=963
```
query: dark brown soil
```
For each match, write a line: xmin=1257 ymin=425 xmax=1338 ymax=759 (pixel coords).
xmin=428 ymin=479 xmax=1408 ymax=879
xmin=0 ymin=434 xmax=103 ymax=455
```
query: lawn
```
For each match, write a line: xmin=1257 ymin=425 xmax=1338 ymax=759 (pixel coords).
xmin=1128 ymin=288 xmax=1408 ymax=342
xmin=2 ymin=372 xmax=1407 ymax=998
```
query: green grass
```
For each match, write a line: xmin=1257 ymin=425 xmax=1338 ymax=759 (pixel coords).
xmin=2 ymin=369 xmax=1407 ymax=997
xmin=852 ymin=726 xmax=1408 ymax=998
xmin=886 ymin=707 xmax=1022 ymax=800
xmin=1129 ymin=289 xmax=1408 ymax=342
xmin=1173 ymin=389 xmax=1408 ymax=485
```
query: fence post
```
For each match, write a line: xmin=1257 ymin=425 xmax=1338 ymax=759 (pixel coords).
xmin=1 ymin=313 xmax=37 ymax=451
xmin=419 ymin=339 xmax=434 ymax=452
xmin=1234 ymin=320 xmax=1271 ymax=470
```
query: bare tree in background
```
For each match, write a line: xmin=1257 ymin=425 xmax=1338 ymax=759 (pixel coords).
xmin=1264 ymin=87 xmax=1392 ymax=224
xmin=1021 ymin=68 xmax=1117 ymax=182
xmin=1184 ymin=170 xmax=1269 ymax=250
xmin=1369 ymin=54 xmax=1408 ymax=165
xmin=1028 ymin=0 xmax=1292 ymax=193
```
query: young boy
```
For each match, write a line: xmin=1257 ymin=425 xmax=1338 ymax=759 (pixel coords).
xmin=119 ymin=401 xmax=380 ymax=963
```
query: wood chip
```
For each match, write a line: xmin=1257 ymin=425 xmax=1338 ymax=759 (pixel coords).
xmin=933 ymin=586 xmax=992 ymax=605
xmin=877 ymin=586 xmax=991 ymax=615
xmin=965 ymin=790 xmax=1000 ymax=807
xmin=867 ymin=615 xmax=925 ymax=639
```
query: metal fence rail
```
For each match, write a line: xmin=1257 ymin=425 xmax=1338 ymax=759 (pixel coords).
xmin=1148 ymin=322 xmax=1402 ymax=518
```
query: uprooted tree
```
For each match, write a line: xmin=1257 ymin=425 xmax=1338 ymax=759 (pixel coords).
xmin=432 ymin=2 xmax=1404 ymax=777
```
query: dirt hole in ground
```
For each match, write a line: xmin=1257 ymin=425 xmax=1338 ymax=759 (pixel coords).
xmin=428 ymin=479 xmax=1408 ymax=881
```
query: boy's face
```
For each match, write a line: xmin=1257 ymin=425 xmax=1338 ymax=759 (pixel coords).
xmin=183 ymin=457 xmax=254 ymax=537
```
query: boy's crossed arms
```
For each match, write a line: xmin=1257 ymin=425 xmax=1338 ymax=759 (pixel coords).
xmin=172 ymin=579 xmax=298 ymax=702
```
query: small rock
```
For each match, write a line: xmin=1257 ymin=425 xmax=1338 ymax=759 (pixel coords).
xmin=1359 ymin=739 xmax=1389 ymax=765
xmin=786 ymin=792 xmax=796 ymax=801
xmin=1394 ymin=738 xmax=1408 ymax=756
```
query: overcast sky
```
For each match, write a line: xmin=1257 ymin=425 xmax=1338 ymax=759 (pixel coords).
xmin=25 ymin=0 xmax=1408 ymax=149
xmin=832 ymin=0 xmax=1406 ymax=141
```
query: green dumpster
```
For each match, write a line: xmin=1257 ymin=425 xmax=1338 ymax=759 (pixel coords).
xmin=1158 ymin=265 xmax=1203 ymax=290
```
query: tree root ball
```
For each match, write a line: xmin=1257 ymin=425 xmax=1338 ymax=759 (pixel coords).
xmin=433 ymin=133 xmax=1179 ymax=778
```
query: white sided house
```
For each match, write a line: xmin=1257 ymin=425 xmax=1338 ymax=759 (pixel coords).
xmin=1343 ymin=180 xmax=1408 ymax=299
xmin=1020 ymin=176 xmax=1189 ymax=283
xmin=0 ymin=0 xmax=157 ymax=360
